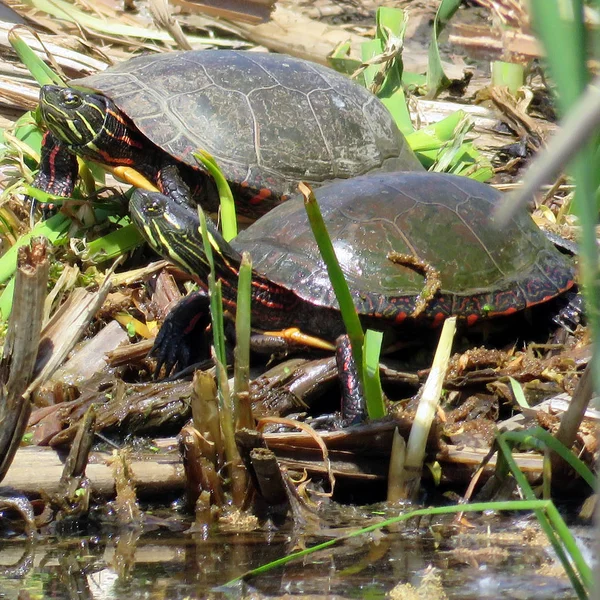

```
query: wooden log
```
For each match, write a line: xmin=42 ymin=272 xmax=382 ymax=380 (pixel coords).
xmin=2 ymin=444 xmax=185 ymax=498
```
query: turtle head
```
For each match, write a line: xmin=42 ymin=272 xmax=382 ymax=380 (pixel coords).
xmin=130 ymin=189 xmax=241 ymax=278
xmin=131 ymin=190 xmax=211 ymax=277
xmin=39 ymin=85 xmax=109 ymax=147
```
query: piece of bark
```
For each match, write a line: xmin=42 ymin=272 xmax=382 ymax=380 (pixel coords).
xmin=29 ymin=273 xmax=114 ymax=394
xmin=106 ymin=338 xmax=155 ymax=367
xmin=235 ymin=428 xmax=267 ymax=500
xmin=249 ymin=446 xmax=288 ymax=507
xmin=151 ymin=269 xmax=183 ymax=319
xmin=0 ymin=239 xmax=49 ymax=482
xmin=49 ymin=320 xmax=129 ymax=386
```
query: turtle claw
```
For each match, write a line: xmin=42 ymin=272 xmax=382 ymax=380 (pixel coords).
xmin=151 ymin=291 xmax=211 ymax=378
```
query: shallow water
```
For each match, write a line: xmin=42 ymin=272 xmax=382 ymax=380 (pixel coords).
xmin=0 ymin=511 xmax=584 ymax=600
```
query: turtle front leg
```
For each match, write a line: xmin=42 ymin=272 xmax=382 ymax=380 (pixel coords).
xmin=152 ymin=290 xmax=213 ymax=376
xmin=29 ymin=132 xmax=79 ymax=206
xmin=156 ymin=162 xmax=219 ymax=212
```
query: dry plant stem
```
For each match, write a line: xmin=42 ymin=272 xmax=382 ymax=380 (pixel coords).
xmin=0 ymin=238 xmax=49 ymax=482
xmin=399 ymin=317 xmax=456 ymax=501
xmin=2 ymin=435 xmax=547 ymax=499
xmin=235 ymin=427 xmax=268 ymax=501
xmin=551 ymin=362 xmax=594 ymax=474
xmin=449 ymin=29 xmax=540 ymax=60
xmin=180 ymin=424 xmax=224 ymax=507
xmin=192 ymin=371 xmax=222 ymax=466
xmin=249 ymin=447 xmax=289 ymax=507
xmin=496 ymin=75 xmax=600 ymax=222
xmin=106 ymin=338 xmax=154 ymax=367
xmin=60 ymin=405 xmax=96 ymax=484
xmin=170 ymin=0 xmax=274 ymax=24
xmin=151 ymin=269 xmax=182 ymax=318
xmin=0 ymin=23 xmax=109 ymax=73
xmin=387 ymin=428 xmax=406 ymax=503
xmin=52 ymin=405 xmax=96 ymax=516
xmin=225 ymin=5 xmax=366 ymax=65
xmin=110 ymin=451 xmax=142 ymax=526
xmin=149 ymin=0 xmax=192 ymax=50
xmin=227 ymin=5 xmax=457 ymax=76
xmin=28 ymin=267 xmax=115 ymax=393
xmin=214 ymin=356 xmax=246 ymax=506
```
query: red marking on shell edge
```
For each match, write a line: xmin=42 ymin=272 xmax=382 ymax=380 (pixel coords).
xmin=466 ymin=314 xmax=479 ymax=326
xmin=489 ymin=306 xmax=518 ymax=318
xmin=249 ymin=188 xmax=272 ymax=205
xmin=432 ymin=313 xmax=446 ymax=327
xmin=394 ymin=311 xmax=407 ymax=324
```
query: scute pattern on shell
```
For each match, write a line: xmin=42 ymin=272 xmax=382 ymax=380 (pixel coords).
xmin=75 ymin=51 xmax=421 ymax=199
xmin=234 ymin=172 xmax=575 ymax=321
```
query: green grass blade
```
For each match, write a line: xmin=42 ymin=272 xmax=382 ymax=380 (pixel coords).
xmin=198 ymin=208 xmax=239 ymax=479
xmin=84 ymin=223 xmax=145 ymax=263
xmin=530 ymin=0 xmax=588 ymax=114
xmin=496 ymin=434 xmax=590 ymax=597
xmin=21 ymin=0 xmax=221 ymax=44
xmin=8 ymin=28 xmax=65 ymax=86
xmin=327 ymin=41 xmax=361 ymax=76
xmin=508 ymin=377 xmax=530 ymax=408
xmin=0 ymin=277 xmax=16 ymax=320
xmin=0 ymin=213 xmax=70 ymax=284
xmin=503 ymin=428 xmax=595 ymax=488
xmin=193 ymin=150 xmax=237 ymax=242
xmin=225 ymin=499 xmax=581 ymax=586
xmin=362 ymin=329 xmax=386 ymax=419
xmin=406 ymin=112 xmax=493 ymax=180
xmin=359 ymin=37 xmax=384 ymax=90
xmin=545 ymin=502 xmax=594 ymax=591
xmin=198 ymin=208 xmax=226 ymax=369
xmin=301 ymin=184 xmax=364 ymax=370
xmin=361 ymin=9 xmax=414 ymax=135
xmin=233 ymin=252 xmax=252 ymax=408
xmin=491 ymin=61 xmax=524 ymax=95
xmin=12 ymin=113 xmax=44 ymax=158
xmin=426 ymin=0 xmax=461 ymax=97
xmin=529 ymin=0 xmax=600 ymax=403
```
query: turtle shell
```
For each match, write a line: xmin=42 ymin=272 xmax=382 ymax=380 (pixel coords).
xmin=74 ymin=51 xmax=422 ymax=201
xmin=233 ymin=172 xmax=575 ymax=323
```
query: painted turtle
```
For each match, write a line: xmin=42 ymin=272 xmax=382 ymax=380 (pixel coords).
xmin=31 ymin=50 xmax=422 ymax=217
xmin=129 ymin=171 xmax=576 ymax=374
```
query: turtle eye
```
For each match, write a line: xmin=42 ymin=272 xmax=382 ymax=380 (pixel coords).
xmin=143 ymin=195 xmax=164 ymax=215
xmin=61 ymin=89 xmax=82 ymax=108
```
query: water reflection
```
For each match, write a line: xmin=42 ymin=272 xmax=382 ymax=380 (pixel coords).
xmin=0 ymin=516 xmax=581 ymax=599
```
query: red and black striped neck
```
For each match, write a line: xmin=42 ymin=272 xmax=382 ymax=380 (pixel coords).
xmin=129 ymin=188 xmax=303 ymax=330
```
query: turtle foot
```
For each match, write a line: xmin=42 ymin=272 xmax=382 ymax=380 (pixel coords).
xmin=152 ymin=291 xmax=211 ymax=377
